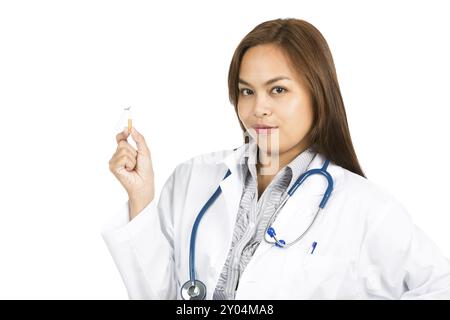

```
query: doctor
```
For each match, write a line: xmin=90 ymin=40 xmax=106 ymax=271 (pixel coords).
xmin=103 ymin=18 xmax=450 ymax=299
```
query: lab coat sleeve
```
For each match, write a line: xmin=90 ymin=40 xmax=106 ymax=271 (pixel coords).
xmin=101 ymin=169 xmax=177 ymax=299
xmin=358 ymin=199 xmax=450 ymax=299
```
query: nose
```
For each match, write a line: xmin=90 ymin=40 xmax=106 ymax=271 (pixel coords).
xmin=253 ymin=97 xmax=273 ymax=118
xmin=255 ymin=110 xmax=271 ymax=118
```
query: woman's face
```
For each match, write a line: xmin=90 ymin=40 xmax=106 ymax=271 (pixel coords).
xmin=237 ymin=44 xmax=314 ymax=160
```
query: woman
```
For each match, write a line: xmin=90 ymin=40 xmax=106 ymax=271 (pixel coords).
xmin=103 ymin=18 xmax=450 ymax=299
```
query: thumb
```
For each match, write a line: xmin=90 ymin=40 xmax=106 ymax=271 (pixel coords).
xmin=130 ymin=127 xmax=150 ymax=155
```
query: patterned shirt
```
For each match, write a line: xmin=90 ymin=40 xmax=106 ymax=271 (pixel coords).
xmin=212 ymin=141 xmax=316 ymax=299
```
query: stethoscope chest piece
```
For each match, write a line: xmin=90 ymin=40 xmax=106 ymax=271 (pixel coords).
xmin=181 ymin=280 xmax=207 ymax=300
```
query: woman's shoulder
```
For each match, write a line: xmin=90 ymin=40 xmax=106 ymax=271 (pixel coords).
xmin=340 ymin=165 xmax=400 ymax=203
xmin=338 ymin=164 xmax=411 ymax=224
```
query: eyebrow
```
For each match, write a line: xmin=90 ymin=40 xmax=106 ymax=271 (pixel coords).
xmin=238 ymin=76 xmax=292 ymax=86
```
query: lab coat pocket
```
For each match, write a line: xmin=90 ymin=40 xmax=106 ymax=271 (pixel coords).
xmin=282 ymin=251 xmax=359 ymax=299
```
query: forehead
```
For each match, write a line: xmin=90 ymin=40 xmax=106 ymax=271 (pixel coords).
xmin=239 ymin=44 xmax=296 ymax=80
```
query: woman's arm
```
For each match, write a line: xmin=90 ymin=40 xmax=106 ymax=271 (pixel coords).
xmin=102 ymin=168 xmax=178 ymax=299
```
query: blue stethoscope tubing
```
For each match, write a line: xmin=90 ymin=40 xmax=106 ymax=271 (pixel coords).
xmin=181 ymin=157 xmax=333 ymax=299
xmin=265 ymin=158 xmax=332 ymax=248
xmin=188 ymin=168 xmax=232 ymax=284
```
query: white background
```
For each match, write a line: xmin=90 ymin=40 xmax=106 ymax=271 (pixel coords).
xmin=0 ymin=0 xmax=449 ymax=299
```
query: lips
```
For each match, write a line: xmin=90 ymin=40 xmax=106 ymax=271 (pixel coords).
xmin=251 ymin=125 xmax=278 ymax=134
xmin=252 ymin=124 xmax=277 ymax=129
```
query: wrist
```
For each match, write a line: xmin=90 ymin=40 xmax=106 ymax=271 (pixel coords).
xmin=128 ymin=194 xmax=153 ymax=220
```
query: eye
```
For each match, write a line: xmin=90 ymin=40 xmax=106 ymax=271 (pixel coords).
xmin=272 ymin=86 xmax=287 ymax=94
xmin=239 ymin=88 xmax=253 ymax=96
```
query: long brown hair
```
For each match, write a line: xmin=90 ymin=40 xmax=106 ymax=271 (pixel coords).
xmin=228 ymin=18 xmax=366 ymax=178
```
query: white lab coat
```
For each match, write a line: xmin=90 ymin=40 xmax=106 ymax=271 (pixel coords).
xmin=102 ymin=142 xmax=450 ymax=299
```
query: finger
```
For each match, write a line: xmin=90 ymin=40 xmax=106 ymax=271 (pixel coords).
xmin=115 ymin=148 xmax=137 ymax=163
xmin=116 ymin=127 xmax=130 ymax=144
xmin=112 ymin=154 xmax=136 ymax=172
xmin=130 ymin=127 xmax=150 ymax=155
xmin=124 ymin=155 xmax=137 ymax=171
xmin=117 ymin=140 xmax=137 ymax=158
xmin=115 ymin=149 xmax=137 ymax=165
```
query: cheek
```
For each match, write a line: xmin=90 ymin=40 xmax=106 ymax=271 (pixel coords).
xmin=280 ymin=97 xmax=311 ymax=121
xmin=237 ymin=103 xmax=251 ymax=124
xmin=278 ymin=101 xmax=313 ymax=142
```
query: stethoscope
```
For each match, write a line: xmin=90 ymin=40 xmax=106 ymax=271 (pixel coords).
xmin=180 ymin=157 xmax=334 ymax=300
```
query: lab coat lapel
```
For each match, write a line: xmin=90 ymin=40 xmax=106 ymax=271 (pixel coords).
xmin=215 ymin=143 xmax=249 ymax=229
xmin=194 ymin=143 xmax=247 ymax=299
